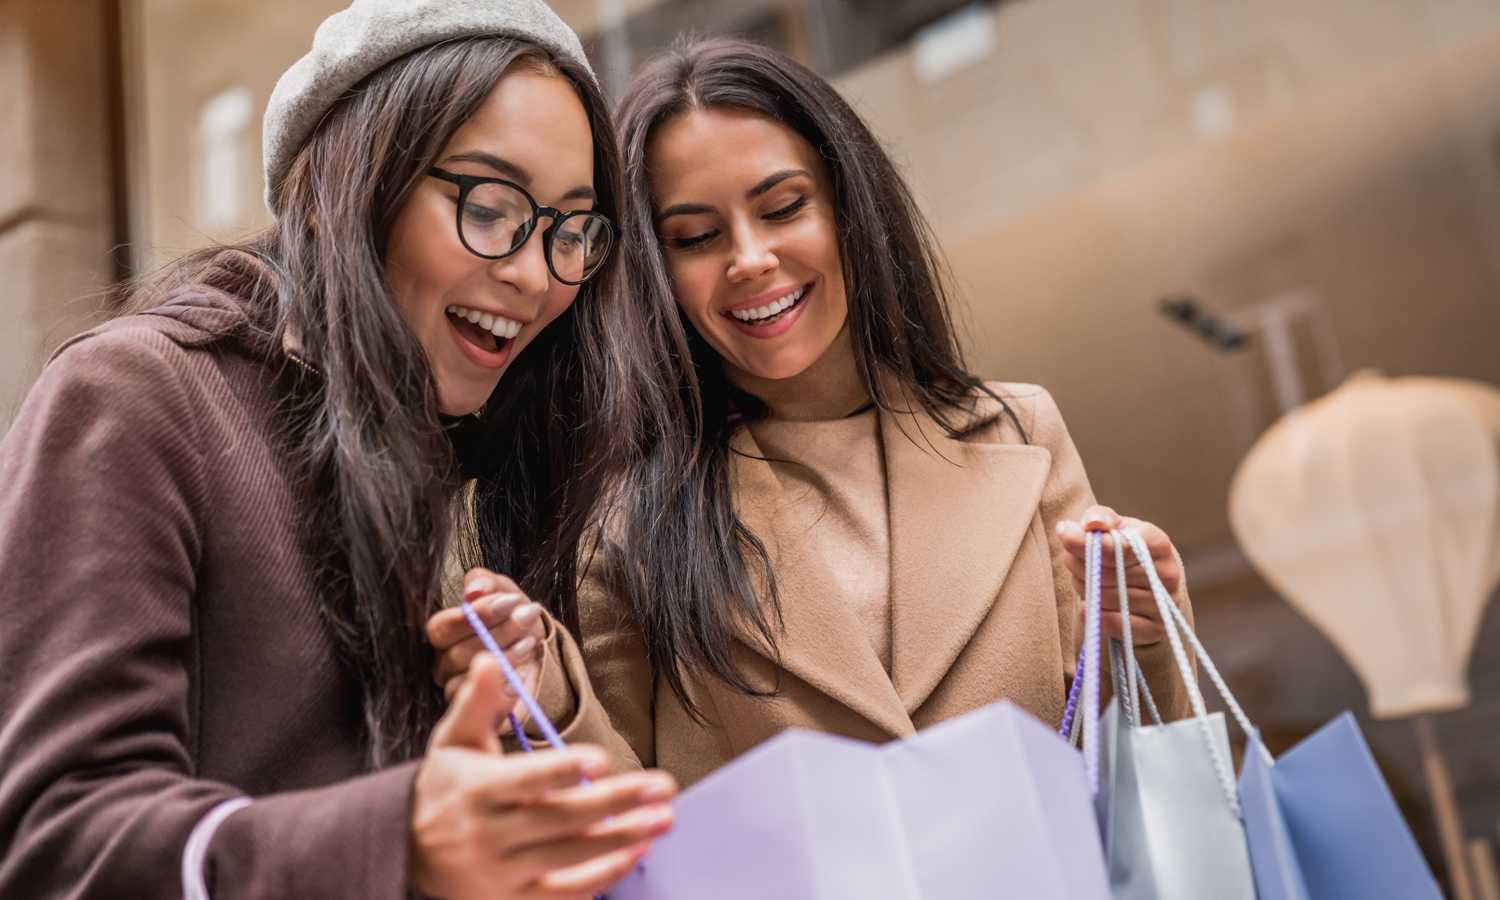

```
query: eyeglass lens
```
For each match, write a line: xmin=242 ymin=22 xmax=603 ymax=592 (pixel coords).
xmin=460 ymin=182 xmax=611 ymax=283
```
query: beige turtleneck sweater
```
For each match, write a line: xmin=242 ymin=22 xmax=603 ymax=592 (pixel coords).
xmin=747 ymin=406 xmax=894 ymax=672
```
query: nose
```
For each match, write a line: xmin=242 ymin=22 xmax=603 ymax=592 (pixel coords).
xmin=488 ymin=223 xmax=551 ymax=298
xmin=726 ymin=222 xmax=778 ymax=283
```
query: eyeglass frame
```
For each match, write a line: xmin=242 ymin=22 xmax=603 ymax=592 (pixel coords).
xmin=426 ymin=167 xmax=616 ymax=286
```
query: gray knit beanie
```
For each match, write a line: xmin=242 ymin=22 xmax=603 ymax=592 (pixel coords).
xmin=262 ymin=0 xmax=594 ymax=215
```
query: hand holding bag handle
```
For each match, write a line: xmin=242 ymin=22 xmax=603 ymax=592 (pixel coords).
xmin=1071 ymin=528 xmax=1262 ymax=809
xmin=1080 ymin=529 xmax=1261 ymax=900
xmin=1060 ymin=532 xmax=1162 ymax=749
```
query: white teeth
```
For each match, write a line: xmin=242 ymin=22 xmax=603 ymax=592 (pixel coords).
xmin=730 ymin=285 xmax=807 ymax=322
xmin=448 ymin=305 xmax=524 ymax=342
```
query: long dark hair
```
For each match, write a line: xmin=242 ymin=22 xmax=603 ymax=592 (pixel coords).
xmin=611 ymin=39 xmax=1020 ymax=719
xmin=123 ymin=37 xmax=633 ymax=765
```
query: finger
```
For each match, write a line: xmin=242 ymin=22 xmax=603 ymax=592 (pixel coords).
xmin=434 ymin=638 xmax=482 ymax=687
xmin=434 ymin=627 xmax=540 ymax=686
xmin=526 ymin=841 xmax=652 ymax=899
xmin=1098 ymin=585 xmax=1167 ymax=616
xmin=1080 ymin=505 xmax=1121 ymax=532
xmin=429 ymin=653 xmax=513 ymax=753
xmin=470 ymin=745 xmax=615 ymax=806
xmin=1056 ymin=519 xmax=1090 ymax=559
xmin=1115 ymin=517 xmax=1173 ymax=559
xmin=500 ymin=772 xmax=677 ymax=844
xmin=507 ymin=806 xmax=674 ymax=875
xmin=462 ymin=570 xmax=528 ymax=612
xmin=428 ymin=593 xmax=530 ymax=651
xmin=1101 ymin=611 xmax=1166 ymax=645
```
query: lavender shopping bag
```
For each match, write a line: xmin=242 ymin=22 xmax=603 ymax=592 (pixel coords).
xmin=1239 ymin=713 xmax=1441 ymax=900
xmin=607 ymin=700 xmax=1110 ymax=900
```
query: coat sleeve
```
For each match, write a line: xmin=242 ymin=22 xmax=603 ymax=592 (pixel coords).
xmin=0 ymin=331 xmax=416 ymax=900
xmin=505 ymin=608 xmax=640 ymax=770
xmin=1000 ymin=383 xmax=1197 ymax=724
xmin=573 ymin=542 xmax=651 ymax=772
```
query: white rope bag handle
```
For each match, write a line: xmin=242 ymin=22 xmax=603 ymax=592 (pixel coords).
xmin=1113 ymin=528 xmax=1262 ymax=817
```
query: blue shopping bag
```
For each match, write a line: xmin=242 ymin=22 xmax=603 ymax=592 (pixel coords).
xmin=1239 ymin=712 xmax=1442 ymax=900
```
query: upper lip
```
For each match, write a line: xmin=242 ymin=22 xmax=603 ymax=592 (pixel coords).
xmin=721 ymin=282 xmax=810 ymax=315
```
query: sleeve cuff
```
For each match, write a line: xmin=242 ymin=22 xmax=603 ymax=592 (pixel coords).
xmin=207 ymin=761 xmax=420 ymax=900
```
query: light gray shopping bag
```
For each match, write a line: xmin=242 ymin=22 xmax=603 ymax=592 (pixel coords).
xmin=1070 ymin=529 xmax=1259 ymax=900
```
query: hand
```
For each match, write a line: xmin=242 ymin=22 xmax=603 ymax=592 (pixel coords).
xmin=1056 ymin=505 xmax=1182 ymax=646
xmin=410 ymin=652 xmax=678 ymax=900
xmin=429 ymin=569 xmax=546 ymax=727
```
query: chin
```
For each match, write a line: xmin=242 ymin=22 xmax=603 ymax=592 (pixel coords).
xmin=436 ymin=379 xmax=500 ymax=417
xmin=742 ymin=352 xmax=819 ymax=382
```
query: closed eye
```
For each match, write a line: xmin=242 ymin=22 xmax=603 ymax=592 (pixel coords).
xmin=667 ymin=230 xmax=719 ymax=250
xmin=765 ymin=196 xmax=807 ymax=220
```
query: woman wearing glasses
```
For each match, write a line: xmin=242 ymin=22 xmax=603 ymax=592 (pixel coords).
xmin=439 ymin=39 xmax=1202 ymax=789
xmin=0 ymin=2 xmax=676 ymax=899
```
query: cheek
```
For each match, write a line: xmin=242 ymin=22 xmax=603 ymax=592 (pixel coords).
xmin=666 ymin=259 xmax=719 ymax=330
xmin=540 ymin=282 xmax=583 ymax=328
xmin=387 ymin=216 xmax=467 ymax=315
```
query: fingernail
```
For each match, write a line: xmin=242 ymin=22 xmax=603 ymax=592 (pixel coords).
xmin=507 ymin=636 xmax=536 ymax=658
xmin=639 ymin=777 xmax=675 ymax=803
xmin=644 ymin=806 xmax=674 ymax=830
xmin=513 ymin=604 xmax=542 ymax=628
xmin=1055 ymin=521 xmax=1067 ymax=537
xmin=485 ymin=593 xmax=523 ymax=619
xmin=464 ymin=578 xmax=497 ymax=599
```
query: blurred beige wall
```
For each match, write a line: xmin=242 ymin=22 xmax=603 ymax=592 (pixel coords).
xmin=0 ymin=0 xmax=117 ymax=425
xmin=836 ymin=0 xmax=1500 ymax=563
xmin=134 ymin=0 xmax=345 ymax=268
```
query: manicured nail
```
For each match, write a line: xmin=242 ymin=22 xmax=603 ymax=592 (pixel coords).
xmin=507 ymin=636 xmax=536 ymax=658
xmin=464 ymin=577 xmax=498 ymax=599
xmin=1055 ymin=521 xmax=1067 ymax=537
xmin=513 ymin=604 xmax=542 ymax=628
xmin=639 ymin=776 xmax=676 ymax=803
xmin=485 ymin=593 xmax=523 ymax=619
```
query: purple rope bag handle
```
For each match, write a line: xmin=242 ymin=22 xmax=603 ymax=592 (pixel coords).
xmin=459 ymin=600 xmax=580 ymax=767
xmin=1055 ymin=531 xmax=1104 ymax=796
xmin=459 ymin=601 xmax=609 ymax=899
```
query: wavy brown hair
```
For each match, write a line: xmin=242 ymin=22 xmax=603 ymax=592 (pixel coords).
xmin=123 ymin=36 xmax=636 ymax=765
xmin=609 ymin=39 xmax=1024 ymax=721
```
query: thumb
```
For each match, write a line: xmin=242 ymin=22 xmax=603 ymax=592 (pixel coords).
xmin=429 ymin=652 xmax=512 ymax=754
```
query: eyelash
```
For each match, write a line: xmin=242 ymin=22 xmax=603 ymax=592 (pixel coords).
xmin=765 ymin=196 xmax=807 ymax=220
xmin=666 ymin=196 xmax=809 ymax=251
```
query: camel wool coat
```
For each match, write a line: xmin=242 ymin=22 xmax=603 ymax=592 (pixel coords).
xmin=577 ymin=383 xmax=1196 ymax=788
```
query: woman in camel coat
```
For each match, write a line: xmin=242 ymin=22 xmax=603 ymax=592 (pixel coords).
xmin=437 ymin=40 xmax=1197 ymax=789
xmin=572 ymin=381 xmax=1195 ymax=786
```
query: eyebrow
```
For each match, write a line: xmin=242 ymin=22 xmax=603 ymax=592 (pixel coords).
xmin=441 ymin=150 xmax=597 ymax=203
xmin=656 ymin=168 xmax=812 ymax=222
xmin=747 ymin=169 xmax=810 ymax=199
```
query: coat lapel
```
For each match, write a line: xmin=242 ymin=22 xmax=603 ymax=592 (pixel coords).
xmin=729 ymin=427 xmax=915 ymax=740
xmin=882 ymin=405 xmax=1052 ymax=714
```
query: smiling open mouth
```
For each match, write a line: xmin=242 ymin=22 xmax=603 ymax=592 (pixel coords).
xmin=447 ymin=305 xmax=522 ymax=354
xmin=725 ymin=284 xmax=809 ymax=327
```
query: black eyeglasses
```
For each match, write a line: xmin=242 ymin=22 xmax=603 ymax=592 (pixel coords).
xmin=427 ymin=167 xmax=615 ymax=285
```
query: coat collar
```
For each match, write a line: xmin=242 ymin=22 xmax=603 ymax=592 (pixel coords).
xmin=881 ymin=401 xmax=1051 ymax=714
xmin=728 ymin=391 xmax=1051 ymax=738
